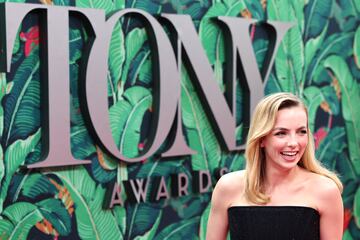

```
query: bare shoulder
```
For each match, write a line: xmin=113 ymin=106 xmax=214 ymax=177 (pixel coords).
xmin=207 ymin=171 xmax=246 ymax=239
xmin=211 ymin=170 xmax=246 ymax=208
xmin=305 ymin=172 xmax=342 ymax=213
xmin=215 ymin=170 xmax=245 ymax=191
xmin=307 ymin=173 xmax=340 ymax=195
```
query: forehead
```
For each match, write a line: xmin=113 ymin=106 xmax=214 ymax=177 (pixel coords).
xmin=273 ymin=106 xmax=308 ymax=128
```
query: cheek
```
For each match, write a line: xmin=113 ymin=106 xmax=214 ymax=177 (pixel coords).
xmin=299 ymin=137 xmax=308 ymax=149
xmin=264 ymin=139 xmax=285 ymax=152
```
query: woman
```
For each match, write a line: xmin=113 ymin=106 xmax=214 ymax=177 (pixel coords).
xmin=206 ymin=92 xmax=343 ymax=240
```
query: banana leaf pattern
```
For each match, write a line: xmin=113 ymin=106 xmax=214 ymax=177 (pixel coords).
xmin=0 ymin=0 xmax=359 ymax=239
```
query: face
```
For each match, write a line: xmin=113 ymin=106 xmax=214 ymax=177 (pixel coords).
xmin=260 ymin=106 xmax=308 ymax=171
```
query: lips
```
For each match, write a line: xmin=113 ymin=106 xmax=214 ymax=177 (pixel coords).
xmin=280 ymin=151 xmax=298 ymax=161
xmin=281 ymin=151 xmax=297 ymax=156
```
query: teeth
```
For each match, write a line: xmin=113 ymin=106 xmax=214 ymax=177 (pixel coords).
xmin=281 ymin=152 xmax=297 ymax=156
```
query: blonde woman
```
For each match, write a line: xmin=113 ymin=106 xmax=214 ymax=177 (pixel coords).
xmin=206 ymin=92 xmax=343 ymax=240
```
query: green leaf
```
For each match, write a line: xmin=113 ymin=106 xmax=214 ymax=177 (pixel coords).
xmin=121 ymin=28 xmax=147 ymax=85
xmin=268 ymin=0 xmax=296 ymax=21
xmin=7 ymin=172 xmax=34 ymax=203
xmin=90 ymin=155 xmax=117 ymax=183
xmin=321 ymin=85 xmax=340 ymax=115
xmin=53 ymin=166 xmax=100 ymax=240
xmin=54 ymin=168 xmax=122 ymax=239
xmin=21 ymin=173 xmax=57 ymax=199
xmin=348 ymin=220 xmax=360 ymax=239
xmin=36 ymin=198 xmax=72 ymax=236
xmin=199 ymin=203 xmax=211 ymax=240
xmin=108 ymin=22 xmax=125 ymax=100
xmin=303 ymin=23 xmax=328 ymax=82
xmin=303 ymin=0 xmax=332 ymax=40
xmin=181 ymin=69 xmax=221 ymax=171
xmin=306 ymin=32 xmax=354 ymax=85
xmin=324 ymin=56 xmax=360 ymax=174
xmin=343 ymin=230 xmax=354 ymax=240
xmin=303 ymin=86 xmax=324 ymax=132
xmin=1 ymin=0 xmax=27 ymax=3
xmin=303 ymin=85 xmax=340 ymax=124
xmin=68 ymin=64 xmax=92 ymax=160
xmin=3 ymin=202 xmax=36 ymax=223
xmin=122 ymin=0 xmax=161 ymax=34
xmin=54 ymin=167 xmax=96 ymax=201
xmin=336 ymin=153 xmax=357 ymax=207
xmin=199 ymin=0 xmax=246 ymax=64
xmin=268 ymin=0 xmax=304 ymax=94
xmin=114 ymin=0 xmax=125 ymax=10
xmin=355 ymin=26 xmax=360 ymax=69
xmin=243 ymin=0 xmax=264 ymax=19
xmin=2 ymin=202 xmax=43 ymax=240
xmin=76 ymin=0 xmax=115 ymax=14
xmin=354 ymin=187 xmax=360 ymax=227
xmin=312 ymin=63 xmax=331 ymax=85
xmin=4 ymin=129 xmax=41 ymax=173
xmin=0 ymin=219 xmax=12 ymax=240
xmin=181 ymin=2 xmax=209 ymax=21
xmin=153 ymin=217 xmax=200 ymax=240
xmin=126 ymin=203 xmax=161 ymax=240
xmin=227 ymin=153 xmax=246 ymax=172
xmin=171 ymin=197 xmax=205 ymax=219
xmin=133 ymin=211 xmax=162 ymax=240
xmin=76 ymin=1 xmax=125 ymax=100
xmin=127 ymin=46 xmax=151 ymax=86
xmin=0 ymin=129 xmax=41 ymax=213
xmin=3 ymin=50 xmax=40 ymax=145
xmin=109 ymin=86 xmax=152 ymax=158
xmin=113 ymin=205 xmax=126 ymax=236
xmin=71 ymin=124 xmax=96 ymax=160
xmin=253 ymin=39 xmax=269 ymax=70
xmin=117 ymin=161 xmax=128 ymax=182
xmin=336 ymin=0 xmax=359 ymax=20
xmin=316 ymin=127 xmax=346 ymax=170
xmin=290 ymin=0 xmax=305 ymax=33
xmin=138 ymin=58 xmax=152 ymax=85
xmin=0 ymin=73 xmax=7 ymax=136
xmin=69 ymin=28 xmax=84 ymax=63
xmin=88 ymin=186 xmax=122 ymax=240
xmin=136 ymin=159 xmax=187 ymax=179
xmin=0 ymin=145 xmax=4 ymax=194
xmin=265 ymin=73 xmax=282 ymax=93
xmin=356 ymin=0 xmax=360 ymax=13
xmin=125 ymin=0 xmax=161 ymax=15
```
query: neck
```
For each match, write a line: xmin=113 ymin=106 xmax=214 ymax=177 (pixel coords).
xmin=264 ymin=165 xmax=300 ymax=192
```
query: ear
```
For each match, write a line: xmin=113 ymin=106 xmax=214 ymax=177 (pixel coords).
xmin=260 ymin=138 xmax=265 ymax=148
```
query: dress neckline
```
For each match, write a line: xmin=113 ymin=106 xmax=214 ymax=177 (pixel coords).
xmin=228 ymin=205 xmax=319 ymax=215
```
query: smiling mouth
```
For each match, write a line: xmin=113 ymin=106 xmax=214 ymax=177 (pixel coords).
xmin=281 ymin=151 xmax=298 ymax=157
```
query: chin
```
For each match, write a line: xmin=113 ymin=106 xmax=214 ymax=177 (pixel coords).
xmin=278 ymin=159 xmax=301 ymax=170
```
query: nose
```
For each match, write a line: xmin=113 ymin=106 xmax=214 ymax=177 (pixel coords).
xmin=287 ymin=135 xmax=298 ymax=147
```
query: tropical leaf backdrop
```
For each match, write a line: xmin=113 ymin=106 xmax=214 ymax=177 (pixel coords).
xmin=0 ymin=0 xmax=359 ymax=239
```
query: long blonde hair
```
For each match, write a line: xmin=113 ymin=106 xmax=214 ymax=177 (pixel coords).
xmin=244 ymin=92 xmax=343 ymax=204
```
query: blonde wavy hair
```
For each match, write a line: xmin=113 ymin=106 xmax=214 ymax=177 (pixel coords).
xmin=244 ymin=92 xmax=343 ymax=204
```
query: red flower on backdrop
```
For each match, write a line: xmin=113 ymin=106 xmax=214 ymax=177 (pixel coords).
xmin=343 ymin=208 xmax=352 ymax=232
xmin=313 ymin=127 xmax=328 ymax=149
xmin=138 ymin=142 xmax=145 ymax=151
xmin=20 ymin=26 xmax=39 ymax=56
xmin=138 ymin=142 xmax=147 ymax=163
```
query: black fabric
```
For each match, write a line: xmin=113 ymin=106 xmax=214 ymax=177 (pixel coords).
xmin=228 ymin=206 xmax=320 ymax=240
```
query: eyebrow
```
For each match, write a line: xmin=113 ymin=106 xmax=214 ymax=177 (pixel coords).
xmin=272 ymin=126 xmax=307 ymax=131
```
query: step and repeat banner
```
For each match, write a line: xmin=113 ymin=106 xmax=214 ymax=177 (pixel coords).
xmin=0 ymin=0 xmax=359 ymax=239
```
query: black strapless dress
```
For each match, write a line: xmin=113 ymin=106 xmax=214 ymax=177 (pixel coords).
xmin=228 ymin=206 xmax=320 ymax=240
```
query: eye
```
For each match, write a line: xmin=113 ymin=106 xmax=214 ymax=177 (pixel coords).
xmin=274 ymin=131 xmax=286 ymax=136
xmin=299 ymin=129 xmax=307 ymax=135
